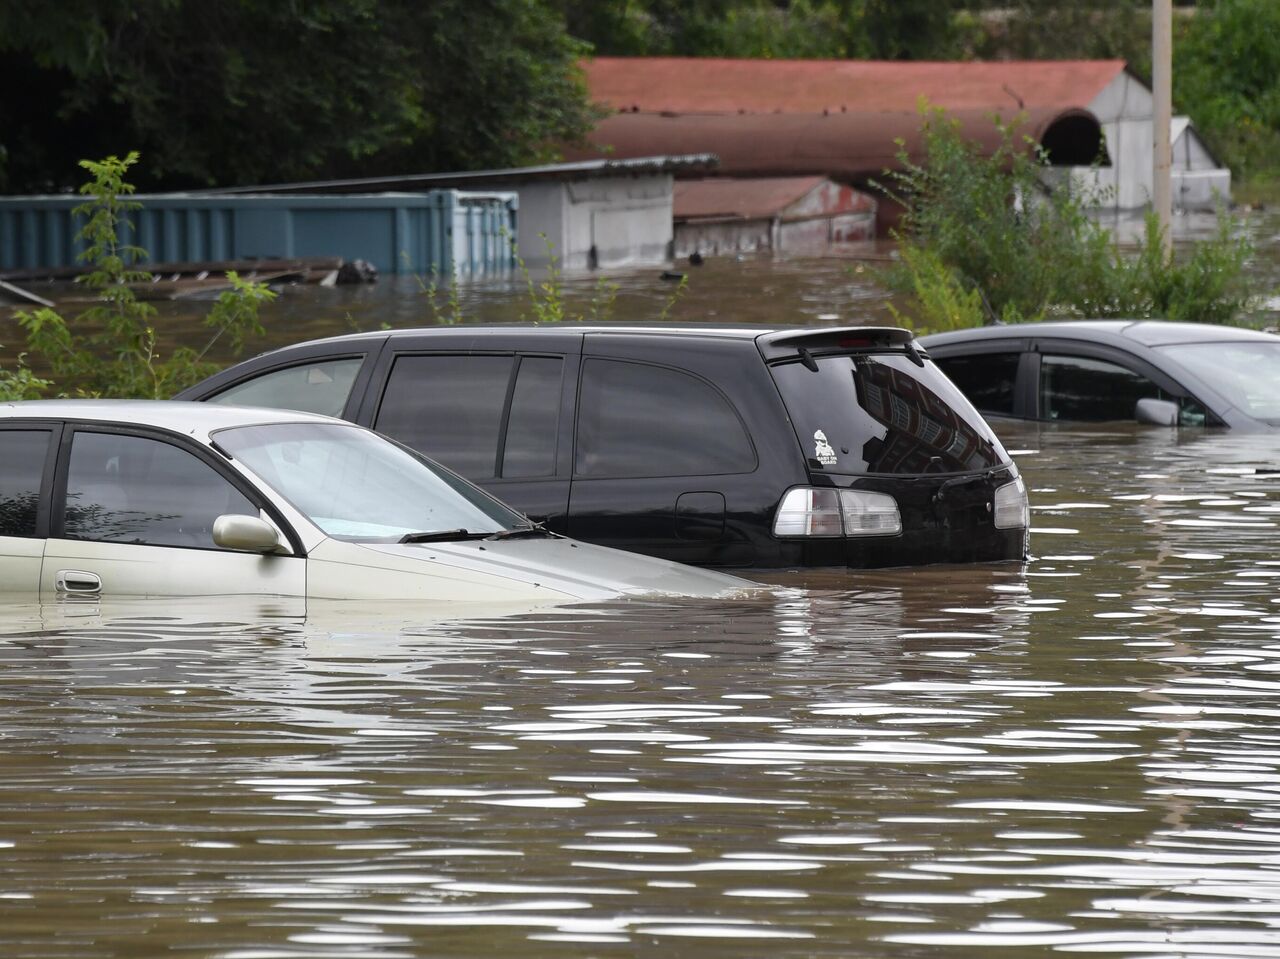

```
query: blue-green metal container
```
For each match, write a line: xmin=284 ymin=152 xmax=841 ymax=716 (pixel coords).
xmin=0 ymin=190 xmax=517 ymax=277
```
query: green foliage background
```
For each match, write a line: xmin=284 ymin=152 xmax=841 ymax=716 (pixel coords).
xmin=0 ymin=1 xmax=1274 ymax=194
xmin=0 ymin=0 xmax=598 ymax=192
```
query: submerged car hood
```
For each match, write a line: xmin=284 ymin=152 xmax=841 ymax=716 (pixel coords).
xmin=350 ymin=535 xmax=756 ymax=602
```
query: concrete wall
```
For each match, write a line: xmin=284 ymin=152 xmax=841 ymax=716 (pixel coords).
xmin=515 ymin=174 xmax=674 ymax=271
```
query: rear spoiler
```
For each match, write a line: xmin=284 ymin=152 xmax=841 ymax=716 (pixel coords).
xmin=756 ymin=327 xmax=919 ymax=364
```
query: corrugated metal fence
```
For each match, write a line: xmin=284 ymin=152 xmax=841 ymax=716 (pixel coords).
xmin=0 ymin=191 xmax=517 ymax=277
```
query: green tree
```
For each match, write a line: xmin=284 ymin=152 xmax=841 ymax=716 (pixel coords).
xmin=1174 ymin=0 xmax=1280 ymax=193
xmin=0 ymin=1 xmax=597 ymax=192
xmin=863 ymin=0 xmax=963 ymax=60
xmin=557 ymin=0 xmax=951 ymax=60
xmin=964 ymin=1 xmax=1150 ymax=70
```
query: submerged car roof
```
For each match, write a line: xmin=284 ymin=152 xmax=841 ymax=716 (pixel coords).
xmin=0 ymin=399 xmax=344 ymax=443
xmin=920 ymin=319 xmax=1279 ymax=349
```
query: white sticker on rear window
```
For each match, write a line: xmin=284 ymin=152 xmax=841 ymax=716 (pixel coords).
xmin=813 ymin=430 xmax=837 ymax=466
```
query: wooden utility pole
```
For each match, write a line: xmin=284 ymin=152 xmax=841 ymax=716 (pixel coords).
xmin=1153 ymin=0 xmax=1173 ymax=259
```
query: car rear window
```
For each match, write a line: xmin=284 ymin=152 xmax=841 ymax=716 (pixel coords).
xmin=769 ymin=352 xmax=1011 ymax=475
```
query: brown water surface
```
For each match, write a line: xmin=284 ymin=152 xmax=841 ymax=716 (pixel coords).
xmin=5 ymin=211 xmax=1280 ymax=957
xmin=5 ymin=421 xmax=1280 ymax=957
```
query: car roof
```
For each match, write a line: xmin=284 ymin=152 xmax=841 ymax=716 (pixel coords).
xmin=919 ymin=319 xmax=1279 ymax=349
xmin=0 ymin=399 xmax=345 ymax=442
xmin=238 ymin=323 xmax=913 ymax=358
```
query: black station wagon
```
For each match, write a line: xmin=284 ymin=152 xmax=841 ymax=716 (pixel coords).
xmin=177 ymin=326 xmax=1029 ymax=569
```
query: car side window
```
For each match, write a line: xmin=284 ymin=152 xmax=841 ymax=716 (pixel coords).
xmin=501 ymin=356 xmax=563 ymax=478
xmin=375 ymin=354 xmax=515 ymax=478
xmin=206 ymin=358 xmax=363 ymax=417
xmin=62 ymin=431 xmax=256 ymax=549
xmin=575 ymin=359 xmax=756 ymax=478
xmin=933 ymin=353 xmax=1020 ymax=416
xmin=1039 ymin=353 xmax=1206 ymax=423
xmin=0 ymin=430 xmax=52 ymax=538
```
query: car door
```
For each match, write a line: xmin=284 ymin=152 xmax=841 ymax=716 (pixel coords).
xmin=565 ymin=353 xmax=760 ymax=565
xmin=0 ymin=423 xmax=59 ymax=594
xmin=1030 ymin=343 xmax=1211 ymax=424
xmin=362 ymin=332 xmax=580 ymax=531
xmin=40 ymin=425 xmax=306 ymax=599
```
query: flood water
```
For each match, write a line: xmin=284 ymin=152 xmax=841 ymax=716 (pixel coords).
xmin=6 ymin=214 xmax=1280 ymax=957
xmin=6 ymin=423 xmax=1280 ymax=957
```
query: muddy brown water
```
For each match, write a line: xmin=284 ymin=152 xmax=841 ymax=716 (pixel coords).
xmin=6 ymin=214 xmax=1280 ymax=957
xmin=6 ymin=422 xmax=1280 ymax=958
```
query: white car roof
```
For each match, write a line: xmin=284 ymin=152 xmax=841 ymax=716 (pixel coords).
xmin=0 ymin=399 xmax=344 ymax=443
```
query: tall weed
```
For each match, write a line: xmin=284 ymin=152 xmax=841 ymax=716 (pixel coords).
xmin=12 ymin=153 xmax=274 ymax=398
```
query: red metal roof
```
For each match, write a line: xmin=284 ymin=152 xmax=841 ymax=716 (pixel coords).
xmin=569 ymin=107 xmax=1094 ymax=182
xmin=674 ymin=177 xmax=874 ymax=221
xmin=567 ymin=58 xmax=1113 ymax=191
xmin=585 ymin=57 xmax=1127 ymax=115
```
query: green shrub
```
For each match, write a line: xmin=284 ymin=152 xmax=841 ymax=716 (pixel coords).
xmin=884 ymin=244 xmax=986 ymax=334
xmin=0 ymin=348 xmax=50 ymax=401
xmin=13 ymin=153 xmax=274 ymax=398
xmin=882 ymin=108 xmax=1257 ymax=331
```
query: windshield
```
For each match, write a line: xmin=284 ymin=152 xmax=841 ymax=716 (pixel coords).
xmin=213 ymin=422 xmax=523 ymax=541
xmin=770 ymin=352 xmax=1012 ymax=475
xmin=1157 ymin=341 xmax=1280 ymax=425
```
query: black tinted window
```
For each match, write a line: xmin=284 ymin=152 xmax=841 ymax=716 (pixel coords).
xmin=0 ymin=430 xmax=50 ymax=538
xmin=502 ymin=356 xmax=562 ymax=478
xmin=1040 ymin=354 xmax=1171 ymax=422
xmin=576 ymin=359 xmax=755 ymax=478
xmin=770 ymin=353 xmax=1009 ymax=474
xmin=933 ymin=353 xmax=1020 ymax=416
xmin=375 ymin=355 xmax=514 ymax=478
xmin=208 ymin=358 xmax=363 ymax=416
xmin=63 ymin=432 xmax=256 ymax=549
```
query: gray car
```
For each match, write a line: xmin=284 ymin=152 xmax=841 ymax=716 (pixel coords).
xmin=0 ymin=400 xmax=753 ymax=604
xmin=920 ymin=320 xmax=1280 ymax=429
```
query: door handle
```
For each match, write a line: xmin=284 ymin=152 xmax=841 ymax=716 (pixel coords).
xmin=56 ymin=570 xmax=102 ymax=594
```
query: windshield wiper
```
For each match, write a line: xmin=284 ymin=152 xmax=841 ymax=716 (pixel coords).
xmin=486 ymin=526 xmax=556 ymax=541
xmin=398 ymin=529 xmax=491 ymax=544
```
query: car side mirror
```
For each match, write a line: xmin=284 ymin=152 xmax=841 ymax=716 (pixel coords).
xmin=213 ymin=514 xmax=286 ymax=553
xmin=1135 ymin=397 xmax=1179 ymax=427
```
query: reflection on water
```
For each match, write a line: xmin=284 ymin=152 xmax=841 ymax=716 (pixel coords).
xmin=5 ymin=422 xmax=1280 ymax=956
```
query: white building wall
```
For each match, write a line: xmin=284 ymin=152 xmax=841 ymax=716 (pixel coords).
xmin=511 ymin=182 xmax=569 ymax=269
xmin=513 ymin=174 xmax=674 ymax=271
xmin=1062 ymin=73 xmax=1230 ymax=211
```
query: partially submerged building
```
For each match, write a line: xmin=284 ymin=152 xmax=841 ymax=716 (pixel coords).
xmin=0 ymin=156 xmax=715 ymax=279
xmin=673 ymin=177 xmax=876 ymax=257
xmin=572 ymin=58 xmax=1231 ymax=229
xmin=209 ymin=155 xmax=717 ymax=272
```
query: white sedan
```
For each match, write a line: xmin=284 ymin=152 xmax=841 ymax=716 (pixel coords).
xmin=0 ymin=401 xmax=754 ymax=604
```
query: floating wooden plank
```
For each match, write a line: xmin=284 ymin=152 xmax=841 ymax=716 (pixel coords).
xmin=0 ymin=256 xmax=346 ymax=285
